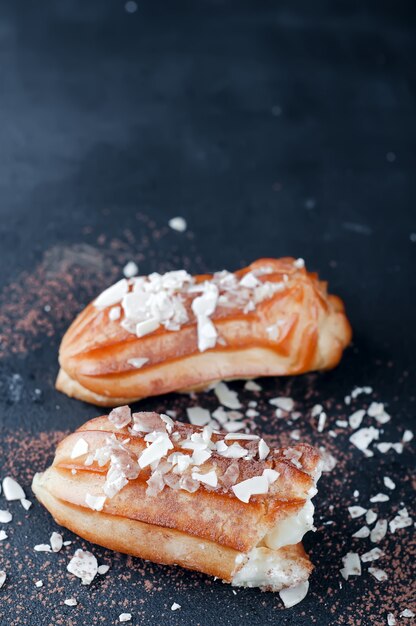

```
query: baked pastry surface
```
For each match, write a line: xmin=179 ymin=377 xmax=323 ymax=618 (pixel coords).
xmin=56 ymin=258 xmax=351 ymax=406
xmin=33 ymin=409 xmax=322 ymax=593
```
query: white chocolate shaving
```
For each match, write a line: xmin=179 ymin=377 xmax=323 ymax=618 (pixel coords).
xmin=2 ymin=477 xmax=25 ymax=501
xmin=191 ymin=470 xmax=218 ymax=487
xmin=67 ymin=549 xmax=98 ymax=585
xmin=214 ymin=382 xmax=242 ymax=409
xmin=269 ymin=397 xmax=294 ymax=412
xmin=340 ymin=552 xmax=361 ymax=579
xmin=127 ymin=357 xmax=149 ymax=368
xmin=85 ymin=493 xmax=106 ymax=511
xmin=94 ymin=279 xmax=128 ymax=308
xmin=279 ymin=581 xmax=309 ymax=607
xmin=138 ymin=433 xmax=173 ymax=468
xmin=70 ymin=438 xmax=89 ymax=459
xmin=258 ymin=439 xmax=270 ymax=461
xmin=232 ymin=475 xmax=269 ymax=503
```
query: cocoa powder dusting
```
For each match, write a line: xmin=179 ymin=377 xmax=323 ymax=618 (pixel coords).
xmin=0 ymin=214 xmax=200 ymax=359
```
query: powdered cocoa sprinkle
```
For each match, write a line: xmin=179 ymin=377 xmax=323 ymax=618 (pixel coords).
xmin=0 ymin=217 xmax=200 ymax=360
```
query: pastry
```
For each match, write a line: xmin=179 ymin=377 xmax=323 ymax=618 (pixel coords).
xmin=32 ymin=409 xmax=322 ymax=600
xmin=56 ymin=258 xmax=351 ymax=406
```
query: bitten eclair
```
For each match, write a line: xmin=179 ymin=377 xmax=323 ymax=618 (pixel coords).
xmin=56 ymin=257 xmax=351 ymax=406
xmin=33 ymin=408 xmax=322 ymax=603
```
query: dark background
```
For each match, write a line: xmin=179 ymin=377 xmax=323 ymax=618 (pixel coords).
xmin=0 ymin=1 xmax=415 ymax=625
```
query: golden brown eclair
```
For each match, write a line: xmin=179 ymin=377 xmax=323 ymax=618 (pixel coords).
xmin=32 ymin=410 xmax=322 ymax=593
xmin=56 ymin=258 xmax=351 ymax=406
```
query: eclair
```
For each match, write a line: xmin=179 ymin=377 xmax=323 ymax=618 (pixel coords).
xmin=56 ymin=257 xmax=351 ymax=406
xmin=32 ymin=408 xmax=322 ymax=602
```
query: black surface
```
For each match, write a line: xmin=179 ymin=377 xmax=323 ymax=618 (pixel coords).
xmin=0 ymin=1 xmax=415 ymax=625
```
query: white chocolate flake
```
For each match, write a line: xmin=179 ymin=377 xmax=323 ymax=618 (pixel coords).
xmin=349 ymin=410 xmax=366 ymax=430
xmin=244 ymin=380 xmax=262 ymax=392
xmin=119 ymin=612 xmax=132 ymax=622
xmin=2 ymin=477 xmax=25 ymax=501
xmin=348 ymin=506 xmax=367 ymax=519
xmin=262 ymin=468 xmax=279 ymax=484
xmin=368 ymin=567 xmax=388 ymax=582
xmin=319 ymin=448 xmax=337 ymax=472
xmin=109 ymin=305 xmax=121 ymax=321
xmin=311 ymin=404 xmax=323 ymax=417
xmin=127 ymin=357 xmax=149 ymax=368
xmin=366 ymin=510 xmax=378 ymax=525
xmin=34 ymin=544 xmax=51 ymax=552
xmin=217 ymin=442 xmax=248 ymax=459
xmin=340 ymin=552 xmax=361 ymax=579
xmin=361 ymin=548 xmax=384 ymax=562
xmin=279 ymin=580 xmax=309 ymax=607
xmin=293 ymin=257 xmax=305 ymax=269
xmin=191 ymin=449 xmax=212 ymax=466
xmin=186 ymin=407 xmax=211 ymax=426
xmin=367 ymin=402 xmax=390 ymax=424
xmin=136 ymin=318 xmax=160 ymax=337
xmin=224 ymin=433 xmax=259 ymax=441
xmin=70 ymin=438 xmax=89 ymax=459
xmin=383 ymin=476 xmax=396 ymax=490
xmin=94 ymin=279 xmax=128 ymax=308
xmin=351 ymin=386 xmax=373 ymax=399
xmin=108 ymin=405 xmax=132 ymax=429
xmin=370 ymin=493 xmax=389 ymax=503
xmin=85 ymin=493 xmax=106 ymax=511
xmin=258 ymin=439 xmax=270 ymax=461
xmin=370 ymin=520 xmax=387 ymax=543
xmin=214 ymin=382 xmax=242 ymax=409
xmin=138 ymin=433 xmax=173 ymax=468
xmin=0 ymin=511 xmax=12 ymax=524
xmin=317 ymin=412 xmax=327 ymax=432
xmin=269 ymin=397 xmax=294 ymax=412
xmin=123 ymin=261 xmax=138 ymax=278
xmin=191 ymin=470 xmax=218 ymax=487
xmin=232 ymin=475 xmax=269 ymax=503
xmin=350 ymin=427 xmax=379 ymax=455
xmin=352 ymin=526 xmax=370 ymax=539
xmin=50 ymin=532 xmax=63 ymax=553
xmin=240 ymin=272 xmax=260 ymax=288
xmin=223 ymin=421 xmax=245 ymax=433
xmin=389 ymin=508 xmax=413 ymax=533
xmin=67 ymin=549 xmax=98 ymax=585
xmin=168 ymin=217 xmax=187 ymax=232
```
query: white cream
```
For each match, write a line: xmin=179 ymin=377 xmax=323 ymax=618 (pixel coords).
xmin=231 ymin=502 xmax=315 ymax=591
xmin=231 ymin=547 xmax=308 ymax=590
xmin=264 ymin=500 xmax=315 ymax=550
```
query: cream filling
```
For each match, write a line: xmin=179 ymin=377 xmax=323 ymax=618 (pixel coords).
xmin=264 ymin=500 xmax=315 ymax=550
xmin=231 ymin=501 xmax=315 ymax=591
xmin=231 ymin=546 xmax=308 ymax=590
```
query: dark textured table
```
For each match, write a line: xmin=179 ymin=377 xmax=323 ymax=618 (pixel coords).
xmin=0 ymin=1 xmax=415 ymax=625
